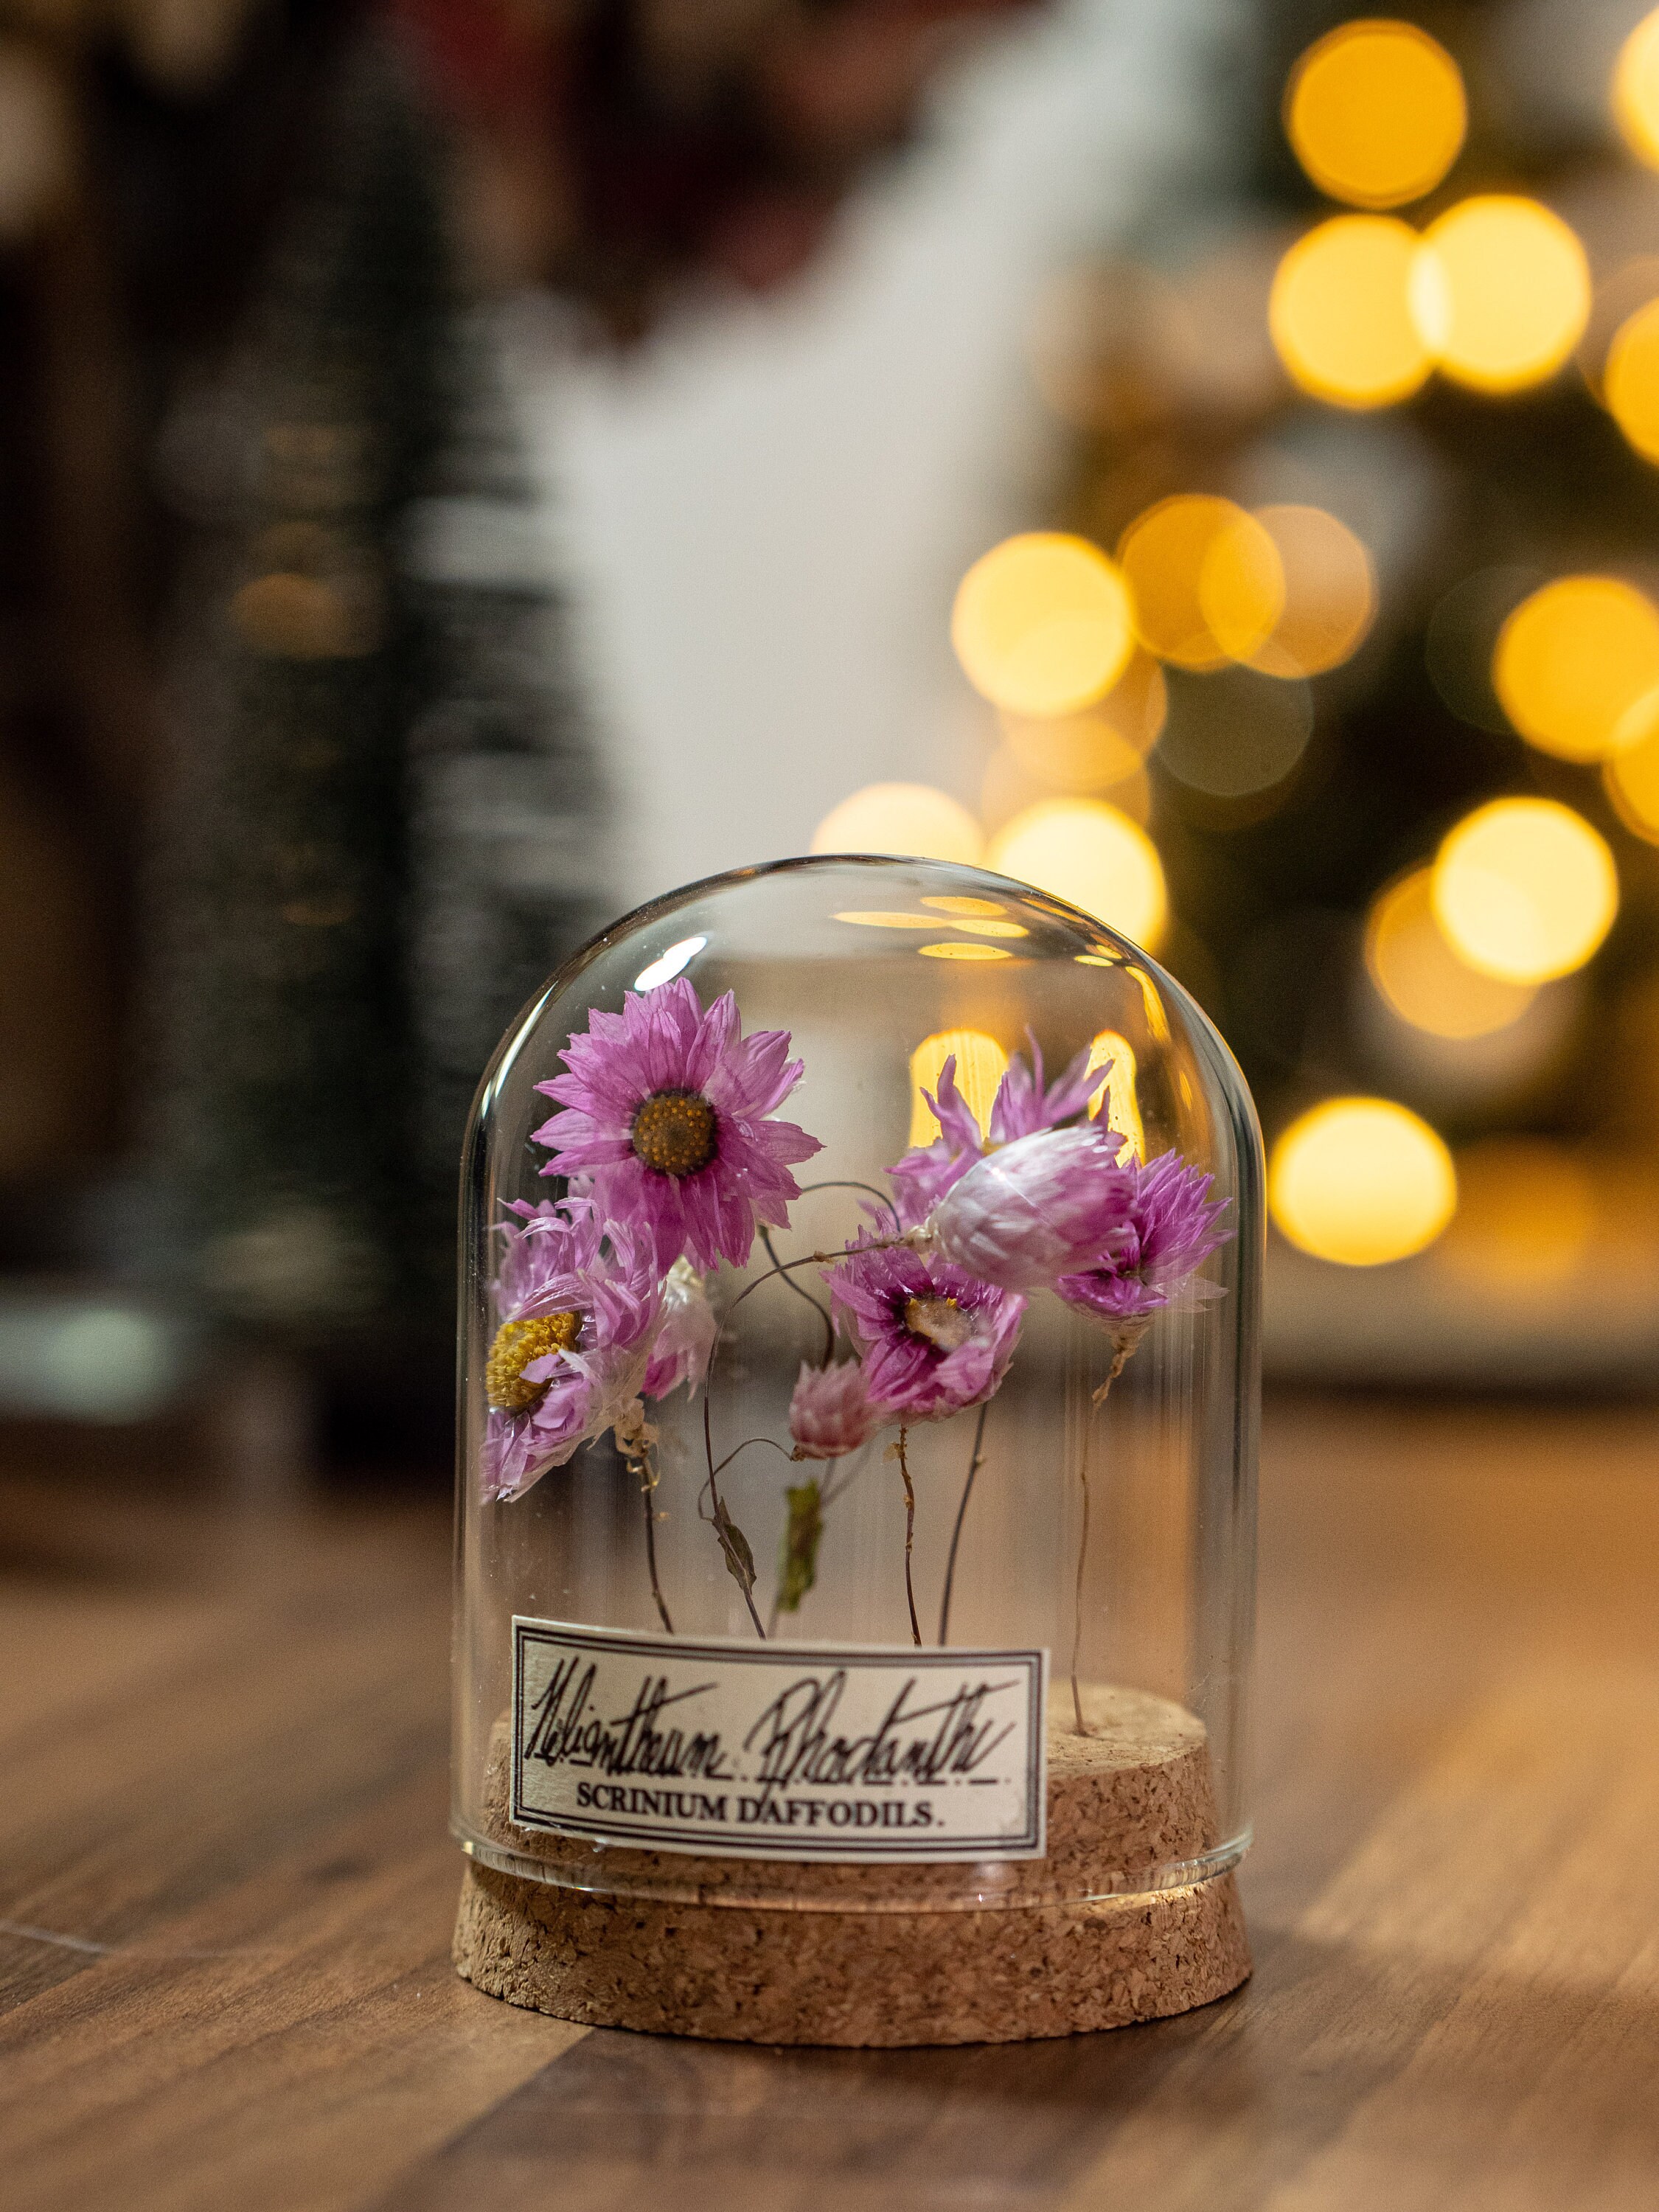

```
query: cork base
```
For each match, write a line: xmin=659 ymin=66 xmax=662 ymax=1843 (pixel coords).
xmin=453 ymin=1857 xmax=1248 ymax=2046
xmin=451 ymin=1684 xmax=1251 ymax=2045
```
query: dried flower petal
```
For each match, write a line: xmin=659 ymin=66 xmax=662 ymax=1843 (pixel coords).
xmin=532 ymin=977 xmax=822 ymax=1273
xmin=788 ymin=1358 xmax=882 ymax=1458
xmin=825 ymin=1242 xmax=1023 ymax=1421
xmin=1057 ymin=1152 xmax=1232 ymax=1322
xmin=925 ymin=1124 xmax=1131 ymax=1293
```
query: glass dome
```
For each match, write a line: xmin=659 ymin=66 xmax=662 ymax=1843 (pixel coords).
xmin=452 ymin=855 xmax=1259 ymax=1930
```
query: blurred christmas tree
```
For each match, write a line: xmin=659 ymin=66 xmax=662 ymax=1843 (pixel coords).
xmin=936 ymin=1 xmax=1659 ymax=1378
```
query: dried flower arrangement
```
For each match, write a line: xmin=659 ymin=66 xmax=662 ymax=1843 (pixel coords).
xmin=481 ymin=976 xmax=1230 ymax=1730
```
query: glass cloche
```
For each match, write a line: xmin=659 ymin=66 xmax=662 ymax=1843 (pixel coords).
xmin=451 ymin=855 xmax=1260 ymax=2042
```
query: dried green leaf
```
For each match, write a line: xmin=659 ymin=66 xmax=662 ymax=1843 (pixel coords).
xmin=775 ymin=1478 xmax=825 ymax=1615
xmin=711 ymin=1495 xmax=757 ymax=1595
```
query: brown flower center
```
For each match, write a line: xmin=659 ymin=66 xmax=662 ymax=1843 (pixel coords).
xmin=630 ymin=1088 xmax=717 ymax=1178
xmin=485 ymin=1312 xmax=581 ymax=1412
xmin=902 ymin=1295 xmax=974 ymax=1354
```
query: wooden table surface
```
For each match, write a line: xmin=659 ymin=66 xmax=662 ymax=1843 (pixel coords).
xmin=2 ymin=1395 xmax=1657 ymax=2212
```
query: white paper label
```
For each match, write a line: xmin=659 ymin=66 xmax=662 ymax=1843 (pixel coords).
xmin=510 ymin=1617 xmax=1048 ymax=1863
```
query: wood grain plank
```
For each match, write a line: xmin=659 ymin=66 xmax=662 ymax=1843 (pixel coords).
xmin=0 ymin=1492 xmax=582 ymax=2211
xmin=3 ymin=1400 xmax=1658 ymax=2212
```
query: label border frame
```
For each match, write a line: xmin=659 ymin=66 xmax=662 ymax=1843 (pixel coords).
xmin=509 ymin=1615 xmax=1049 ymax=1863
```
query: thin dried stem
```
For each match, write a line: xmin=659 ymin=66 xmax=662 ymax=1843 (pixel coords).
xmin=936 ymin=1399 xmax=990 ymax=1645
xmin=759 ymin=1223 xmax=835 ymax=1363
xmin=897 ymin=1426 xmax=921 ymax=1646
xmin=636 ymin=1450 xmax=674 ymax=1635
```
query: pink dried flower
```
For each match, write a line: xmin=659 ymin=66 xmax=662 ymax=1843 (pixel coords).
xmin=644 ymin=1257 xmax=718 ymax=1399
xmin=1057 ymin=1152 xmax=1231 ymax=1322
xmin=532 ymin=978 xmax=823 ymax=1274
xmin=482 ymin=1202 xmax=660 ymax=1502
xmin=788 ymin=1360 xmax=882 ymax=1458
xmin=926 ymin=1124 xmax=1132 ymax=1293
xmin=885 ymin=1036 xmax=1110 ymax=1231
xmin=886 ymin=1055 xmax=984 ymax=1229
xmin=988 ymin=1032 xmax=1110 ymax=1144
xmin=825 ymin=1242 xmax=1023 ymax=1422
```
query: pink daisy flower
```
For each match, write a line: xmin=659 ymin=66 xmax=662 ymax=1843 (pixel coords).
xmin=1057 ymin=1152 xmax=1232 ymax=1323
xmin=788 ymin=1359 xmax=883 ymax=1459
xmin=532 ymin=978 xmax=824 ymax=1274
xmin=926 ymin=1124 xmax=1133 ymax=1293
xmin=825 ymin=1241 xmax=1023 ymax=1422
xmin=482 ymin=1201 xmax=660 ymax=1502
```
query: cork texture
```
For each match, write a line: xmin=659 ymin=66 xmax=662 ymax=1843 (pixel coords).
xmin=451 ymin=1685 xmax=1251 ymax=2045
xmin=466 ymin=1683 xmax=1222 ymax=1907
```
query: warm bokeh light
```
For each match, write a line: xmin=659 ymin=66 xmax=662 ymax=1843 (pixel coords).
xmin=1604 ymin=297 xmax=1659 ymax=463
xmin=1085 ymin=1030 xmax=1146 ymax=1161
xmin=951 ymin=532 xmax=1134 ymax=716
xmin=1248 ymin=505 xmax=1377 ymax=676
xmin=1432 ymin=799 xmax=1618 ymax=985
xmin=811 ymin=783 xmax=984 ymax=864
xmin=1117 ymin=496 xmax=1283 ymax=669
xmin=1364 ymin=869 xmax=1534 ymax=1039
xmin=1002 ymin=650 xmax=1167 ymax=782
xmin=833 ymin=911 xmax=939 ymax=928
xmin=1437 ymin=1139 xmax=1596 ymax=1294
xmin=1284 ymin=20 xmax=1466 ymax=211
xmin=836 ymin=905 xmax=1023 ymax=937
xmin=917 ymin=942 xmax=1012 ymax=961
xmin=1269 ymin=216 xmax=1432 ymax=408
xmin=1604 ymin=700 xmax=1659 ymax=843
xmin=1492 ymin=577 xmax=1659 ymax=762
xmin=1270 ymin=1096 xmax=1457 ymax=1265
xmin=982 ymin=740 xmax=1151 ymax=835
xmin=908 ymin=1030 xmax=1009 ymax=1148
xmin=919 ymin=894 xmax=1006 ymax=916
xmin=1002 ymin=709 xmax=1144 ymax=793
xmin=987 ymin=799 xmax=1168 ymax=948
xmin=1409 ymin=198 xmax=1590 ymax=394
xmin=1613 ymin=8 xmax=1659 ymax=170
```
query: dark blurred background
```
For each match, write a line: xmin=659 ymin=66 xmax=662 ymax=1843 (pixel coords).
xmin=6 ymin=0 xmax=1659 ymax=1492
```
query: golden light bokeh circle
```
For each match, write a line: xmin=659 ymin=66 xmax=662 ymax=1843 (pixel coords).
xmin=1431 ymin=799 xmax=1618 ymax=985
xmin=1269 ymin=1096 xmax=1457 ymax=1266
xmin=1364 ymin=868 xmax=1535 ymax=1039
xmin=1284 ymin=20 xmax=1467 ymax=211
xmin=1408 ymin=198 xmax=1590 ymax=394
xmin=1000 ymin=650 xmax=1166 ymax=791
xmin=1603 ymin=692 xmax=1659 ymax=842
xmin=1604 ymin=297 xmax=1659 ymax=464
xmin=1613 ymin=9 xmax=1659 ymax=170
xmin=1116 ymin=496 xmax=1283 ymax=669
xmin=1248 ymin=504 xmax=1377 ymax=676
xmin=987 ymin=798 xmax=1168 ymax=949
xmin=950 ymin=532 xmax=1134 ymax=717
xmin=1492 ymin=576 xmax=1659 ymax=762
xmin=1269 ymin=216 xmax=1432 ymax=408
xmin=810 ymin=783 xmax=984 ymax=865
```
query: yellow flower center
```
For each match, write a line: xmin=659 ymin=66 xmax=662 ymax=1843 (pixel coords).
xmin=630 ymin=1088 xmax=717 ymax=1178
xmin=902 ymin=1295 xmax=974 ymax=1354
xmin=485 ymin=1312 xmax=581 ymax=1412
